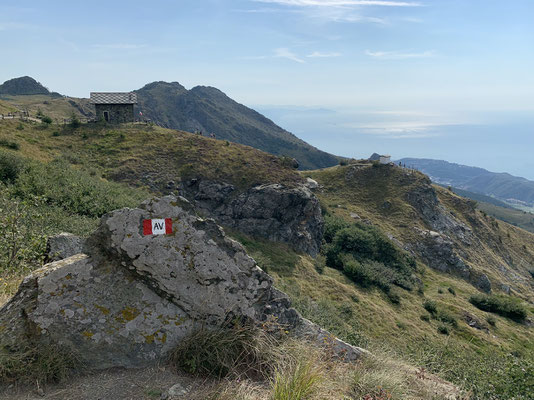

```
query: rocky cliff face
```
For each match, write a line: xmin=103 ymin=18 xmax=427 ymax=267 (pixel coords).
xmin=403 ymin=175 xmax=493 ymax=292
xmin=0 ymin=196 xmax=362 ymax=369
xmin=179 ymin=179 xmax=324 ymax=256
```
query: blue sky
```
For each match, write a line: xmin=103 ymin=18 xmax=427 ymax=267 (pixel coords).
xmin=1 ymin=1 xmax=534 ymax=177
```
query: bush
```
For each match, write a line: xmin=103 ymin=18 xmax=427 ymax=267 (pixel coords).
xmin=0 ymin=194 xmax=47 ymax=273
xmin=41 ymin=115 xmax=53 ymax=125
xmin=12 ymin=158 xmax=146 ymax=218
xmin=423 ymin=299 xmax=437 ymax=315
xmin=437 ymin=324 xmax=450 ymax=335
xmin=16 ymin=123 xmax=24 ymax=131
xmin=387 ymin=289 xmax=401 ymax=304
xmin=69 ymin=113 xmax=81 ymax=128
xmin=420 ymin=314 xmax=430 ymax=322
xmin=323 ymin=216 xmax=417 ymax=294
xmin=487 ymin=315 xmax=497 ymax=327
xmin=469 ymin=294 xmax=528 ymax=322
xmin=448 ymin=287 xmax=456 ymax=296
xmin=0 ymin=138 xmax=20 ymax=150
xmin=339 ymin=159 xmax=348 ymax=166
xmin=0 ymin=151 xmax=25 ymax=183
xmin=437 ymin=310 xmax=457 ymax=328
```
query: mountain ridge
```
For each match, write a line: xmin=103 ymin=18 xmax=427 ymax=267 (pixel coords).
xmin=398 ymin=157 xmax=534 ymax=209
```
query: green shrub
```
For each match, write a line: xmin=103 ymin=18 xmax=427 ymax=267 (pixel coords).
xmin=41 ymin=115 xmax=53 ymax=125
xmin=437 ymin=324 xmax=450 ymax=335
xmin=469 ymin=294 xmax=528 ymax=322
xmin=423 ymin=299 xmax=437 ymax=315
xmin=12 ymin=158 xmax=146 ymax=218
xmin=323 ymin=216 xmax=416 ymax=294
xmin=437 ymin=310 xmax=457 ymax=328
xmin=0 ymin=138 xmax=20 ymax=150
xmin=438 ymin=288 xmax=444 ymax=294
xmin=0 ymin=151 xmax=25 ymax=183
xmin=339 ymin=159 xmax=348 ymax=166
xmin=69 ymin=113 xmax=81 ymax=128
xmin=486 ymin=315 xmax=497 ymax=327
xmin=16 ymin=123 xmax=24 ymax=131
xmin=387 ymin=288 xmax=401 ymax=304
xmin=0 ymin=193 xmax=47 ymax=273
xmin=448 ymin=287 xmax=456 ymax=296
xmin=420 ymin=314 xmax=430 ymax=322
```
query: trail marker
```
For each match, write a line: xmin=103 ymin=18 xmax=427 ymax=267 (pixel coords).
xmin=143 ymin=218 xmax=172 ymax=235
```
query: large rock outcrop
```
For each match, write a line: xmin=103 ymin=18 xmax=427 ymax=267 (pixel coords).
xmin=413 ymin=229 xmax=491 ymax=293
xmin=0 ymin=196 xmax=363 ymax=369
xmin=179 ymin=179 xmax=323 ymax=256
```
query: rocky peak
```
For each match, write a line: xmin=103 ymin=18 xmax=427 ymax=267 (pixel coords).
xmin=0 ymin=76 xmax=53 ymax=96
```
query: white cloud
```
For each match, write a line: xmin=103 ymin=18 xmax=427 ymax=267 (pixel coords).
xmin=306 ymin=51 xmax=341 ymax=58
xmin=254 ymin=0 xmax=422 ymax=6
xmin=274 ymin=48 xmax=305 ymax=63
xmin=365 ymin=49 xmax=435 ymax=59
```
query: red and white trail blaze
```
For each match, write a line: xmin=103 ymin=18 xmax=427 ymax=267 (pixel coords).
xmin=142 ymin=218 xmax=173 ymax=235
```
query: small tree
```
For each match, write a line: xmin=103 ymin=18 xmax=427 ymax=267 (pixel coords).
xmin=69 ymin=112 xmax=81 ymax=128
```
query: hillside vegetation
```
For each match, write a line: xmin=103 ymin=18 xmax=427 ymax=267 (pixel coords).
xmin=1 ymin=120 xmax=533 ymax=399
xmin=0 ymin=119 xmax=303 ymax=192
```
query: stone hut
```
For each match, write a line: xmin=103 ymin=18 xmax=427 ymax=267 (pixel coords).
xmin=90 ymin=92 xmax=137 ymax=123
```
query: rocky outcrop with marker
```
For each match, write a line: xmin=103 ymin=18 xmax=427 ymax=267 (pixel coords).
xmin=179 ymin=179 xmax=324 ymax=256
xmin=0 ymin=196 xmax=364 ymax=369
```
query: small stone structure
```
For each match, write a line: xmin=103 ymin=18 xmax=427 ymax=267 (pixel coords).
xmin=90 ymin=92 xmax=137 ymax=123
xmin=0 ymin=196 xmax=365 ymax=369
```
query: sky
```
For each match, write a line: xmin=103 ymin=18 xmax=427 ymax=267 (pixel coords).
xmin=1 ymin=0 xmax=534 ymax=178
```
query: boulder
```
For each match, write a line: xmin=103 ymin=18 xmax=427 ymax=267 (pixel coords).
xmin=0 ymin=196 xmax=364 ymax=369
xmin=179 ymin=180 xmax=323 ymax=256
xmin=45 ymin=232 xmax=84 ymax=262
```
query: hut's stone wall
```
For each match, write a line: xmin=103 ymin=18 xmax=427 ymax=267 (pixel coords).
xmin=95 ymin=103 xmax=134 ymax=123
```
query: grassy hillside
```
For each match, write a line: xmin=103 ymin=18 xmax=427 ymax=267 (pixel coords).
xmin=134 ymin=81 xmax=340 ymax=170
xmin=476 ymin=202 xmax=534 ymax=234
xmin=1 ymin=120 xmax=533 ymax=398
xmin=0 ymin=119 xmax=303 ymax=192
xmin=230 ymin=161 xmax=534 ymax=399
xmin=0 ymin=94 xmax=92 ymax=121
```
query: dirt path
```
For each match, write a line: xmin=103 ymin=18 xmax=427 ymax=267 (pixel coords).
xmin=0 ymin=367 xmax=209 ymax=400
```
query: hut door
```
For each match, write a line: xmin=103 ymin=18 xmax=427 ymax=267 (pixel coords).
xmin=103 ymin=111 xmax=110 ymax=122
